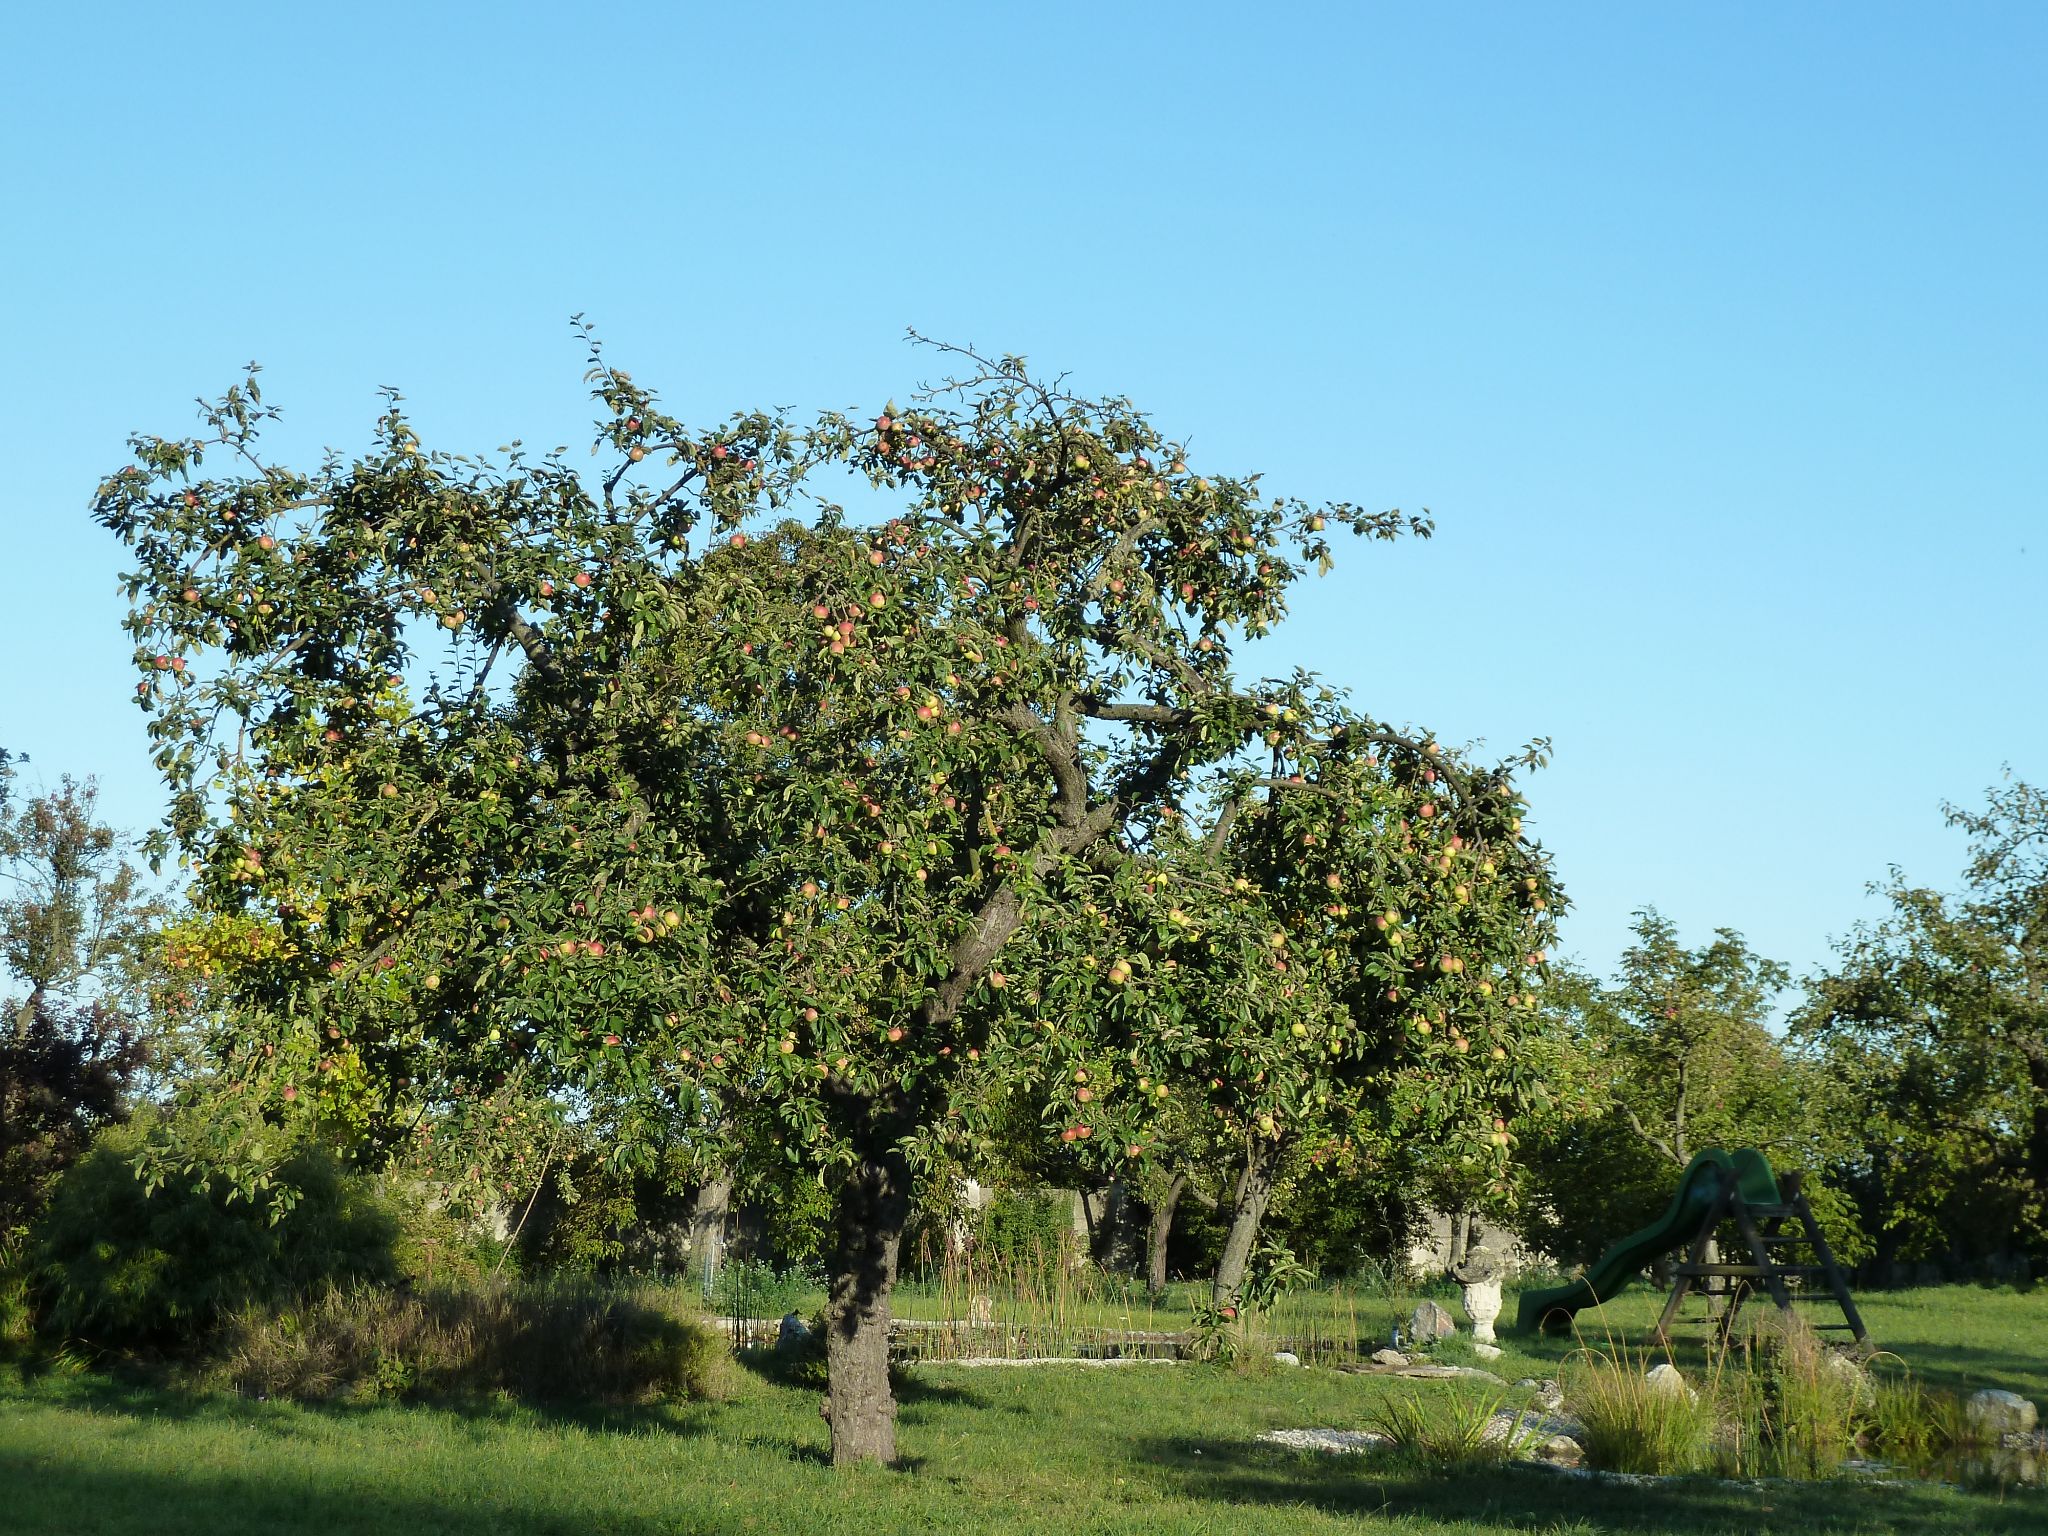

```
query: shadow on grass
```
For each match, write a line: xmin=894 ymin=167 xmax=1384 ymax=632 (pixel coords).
xmin=1136 ymin=1436 xmax=2045 ymax=1536
xmin=2 ymin=1357 xmax=735 ymax=1444
xmin=9 ymin=1349 xmax=981 ymax=1478
xmin=0 ymin=1454 xmax=727 ymax=1536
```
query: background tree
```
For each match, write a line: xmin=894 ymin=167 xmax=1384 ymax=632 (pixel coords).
xmin=1798 ymin=775 xmax=2048 ymax=1273
xmin=0 ymin=779 xmax=159 ymax=1243
xmin=1515 ymin=912 xmax=1849 ymax=1268
xmin=2 ymin=777 xmax=160 ymax=1036
xmin=96 ymin=333 xmax=1552 ymax=1463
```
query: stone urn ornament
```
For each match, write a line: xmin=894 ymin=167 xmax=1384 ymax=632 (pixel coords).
xmin=1450 ymin=1241 xmax=1504 ymax=1346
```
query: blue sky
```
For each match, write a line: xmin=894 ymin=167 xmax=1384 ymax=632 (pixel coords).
xmin=2 ymin=3 xmax=2041 ymax=990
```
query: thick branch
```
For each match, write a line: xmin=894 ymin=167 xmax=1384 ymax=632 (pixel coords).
xmin=1623 ymin=1106 xmax=1684 ymax=1169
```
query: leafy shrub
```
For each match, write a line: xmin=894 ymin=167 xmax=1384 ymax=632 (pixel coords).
xmin=30 ymin=1120 xmax=397 ymax=1349
xmin=0 ymin=1230 xmax=31 ymax=1353
xmin=1237 ymin=1237 xmax=1315 ymax=1316
xmin=512 ymin=1151 xmax=639 ymax=1276
xmin=973 ymin=1190 xmax=1072 ymax=1266
xmin=709 ymin=1257 xmax=824 ymax=1323
xmin=384 ymin=1180 xmax=510 ymax=1288
xmin=207 ymin=1279 xmax=728 ymax=1404
xmin=1185 ymin=1295 xmax=1243 ymax=1363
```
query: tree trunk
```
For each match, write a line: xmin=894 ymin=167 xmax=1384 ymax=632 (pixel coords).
xmin=1212 ymin=1145 xmax=1279 ymax=1308
xmin=13 ymin=984 xmax=44 ymax=1042
xmin=1448 ymin=1210 xmax=1473 ymax=1273
xmin=685 ymin=1171 xmax=733 ymax=1295
xmin=1091 ymin=1178 xmax=1135 ymax=1268
xmin=1147 ymin=1173 xmax=1188 ymax=1293
xmin=1078 ymin=1185 xmax=1104 ymax=1254
xmin=824 ymin=1149 xmax=912 ymax=1467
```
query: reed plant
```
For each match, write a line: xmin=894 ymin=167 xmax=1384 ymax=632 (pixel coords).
xmin=1861 ymin=1357 xmax=1976 ymax=1458
xmin=1712 ymin=1318 xmax=1864 ymax=1479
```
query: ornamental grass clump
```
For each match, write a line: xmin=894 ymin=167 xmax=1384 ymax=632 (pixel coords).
xmin=1365 ymin=1386 xmax=1539 ymax=1467
xmin=1564 ymin=1341 xmax=1717 ymax=1476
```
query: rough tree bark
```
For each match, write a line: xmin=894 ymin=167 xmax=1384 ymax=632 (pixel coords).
xmin=685 ymin=1171 xmax=734 ymax=1292
xmin=823 ymin=1147 xmax=913 ymax=1467
xmin=1211 ymin=1145 xmax=1280 ymax=1307
xmin=1147 ymin=1172 xmax=1188 ymax=1293
xmin=1085 ymin=1179 xmax=1136 ymax=1268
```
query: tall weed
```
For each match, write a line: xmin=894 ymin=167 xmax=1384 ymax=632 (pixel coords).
xmin=1714 ymin=1318 xmax=1863 ymax=1479
xmin=207 ymin=1280 xmax=729 ymax=1405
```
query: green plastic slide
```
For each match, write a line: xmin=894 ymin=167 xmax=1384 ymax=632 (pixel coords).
xmin=1515 ymin=1148 xmax=1782 ymax=1335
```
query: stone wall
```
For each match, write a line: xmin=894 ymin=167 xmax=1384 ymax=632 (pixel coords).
xmin=1403 ymin=1210 xmax=1555 ymax=1281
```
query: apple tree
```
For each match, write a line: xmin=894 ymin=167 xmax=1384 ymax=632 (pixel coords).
xmin=96 ymin=333 xmax=1539 ymax=1462
xmin=1005 ymin=705 xmax=1563 ymax=1315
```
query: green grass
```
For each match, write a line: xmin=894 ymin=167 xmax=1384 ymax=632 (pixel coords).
xmin=1490 ymin=1283 xmax=2048 ymax=1402
xmin=0 ymin=1284 xmax=2039 ymax=1534
xmin=0 ymin=1352 xmax=2032 ymax=1534
xmin=751 ymin=1269 xmax=2048 ymax=1395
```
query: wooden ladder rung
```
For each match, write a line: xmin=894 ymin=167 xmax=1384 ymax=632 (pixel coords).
xmin=1677 ymin=1263 xmax=1824 ymax=1277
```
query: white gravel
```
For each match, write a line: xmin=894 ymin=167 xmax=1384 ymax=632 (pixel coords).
xmin=1261 ymin=1428 xmax=1393 ymax=1454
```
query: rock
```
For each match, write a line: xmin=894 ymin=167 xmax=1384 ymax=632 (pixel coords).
xmin=1409 ymin=1300 xmax=1457 ymax=1344
xmin=1370 ymin=1348 xmax=1410 ymax=1367
xmin=1473 ymin=1342 xmax=1503 ymax=1360
xmin=1644 ymin=1363 xmax=1696 ymax=1402
xmin=1513 ymin=1377 xmax=1564 ymax=1409
xmin=1397 ymin=1364 xmax=1507 ymax=1383
xmin=777 ymin=1311 xmax=811 ymax=1351
xmin=1484 ymin=1408 xmax=1586 ymax=1465
xmin=1967 ymin=1389 xmax=2041 ymax=1437
xmin=1272 ymin=1351 xmax=1302 ymax=1367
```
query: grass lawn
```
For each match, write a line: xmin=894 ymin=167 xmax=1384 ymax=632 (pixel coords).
xmin=1 ymin=1285 xmax=2042 ymax=1536
xmin=1484 ymin=1283 xmax=2048 ymax=1402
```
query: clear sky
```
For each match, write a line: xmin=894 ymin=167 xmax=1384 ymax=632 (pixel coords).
xmin=2 ymin=3 xmax=2041 ymax=990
